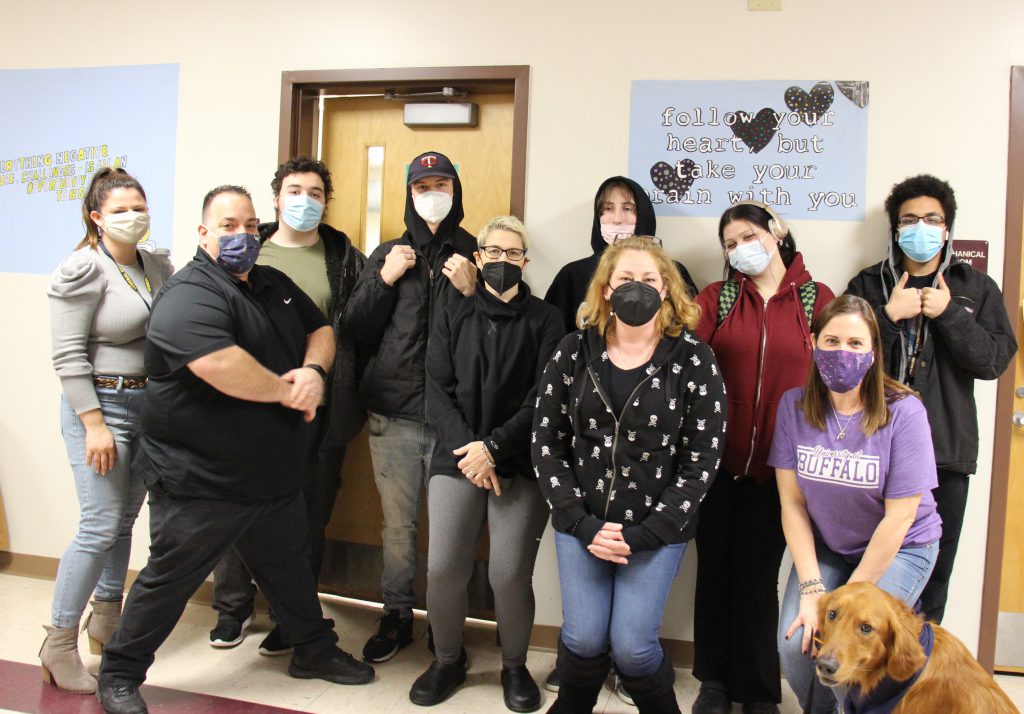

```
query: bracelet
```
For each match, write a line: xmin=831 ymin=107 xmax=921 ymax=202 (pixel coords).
xmin=798 ymin=577 xmax=824 ymax=591
xmin=480 ymin=443 xmax=496 ymax=468
xmin=800 ymin=586 xmax=827 ymax=597
xmin=304 ymin=363 xmax=327 ymax=380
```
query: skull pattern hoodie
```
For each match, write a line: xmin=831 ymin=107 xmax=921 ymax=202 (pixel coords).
xmin=532 ymin=327 xmax=727 ymax=552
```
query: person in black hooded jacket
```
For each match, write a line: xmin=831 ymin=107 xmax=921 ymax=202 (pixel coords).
xmin=534 ymin=237 xmax=725 ymax=714
xmin=845 ymin=174 xmax=1016 ymax=624
xmin=544 ymin=176 xmax=697 ymax=334
xmin=343 ymin=151 xmax=478 ymax=663
xmin=207 ymin=157 xmax=367 ymax=655
xmin=409 ymin=216 xmax=563 ymax=712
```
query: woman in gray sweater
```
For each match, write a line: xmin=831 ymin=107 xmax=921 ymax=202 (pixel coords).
xmin=42 ymin=168 xmax=172 ymax=693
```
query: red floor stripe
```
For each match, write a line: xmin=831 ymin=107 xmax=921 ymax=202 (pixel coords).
xmin=0 ymin=659 xmax=303 ymax=713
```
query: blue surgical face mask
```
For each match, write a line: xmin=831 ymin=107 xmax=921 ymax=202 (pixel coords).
xmin=728 ymin=236 xmax=776 ymax=276
xmin=210 ymin=230 xmax=260 ymax=275
xmin=281 ymin=193 xmax=324 ymax=232
xmin=898 ymin=222 xmax=945 ymax=263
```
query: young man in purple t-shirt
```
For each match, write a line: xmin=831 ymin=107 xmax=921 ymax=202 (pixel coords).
xmin=768 ymin=295 xmax=941 ymax=714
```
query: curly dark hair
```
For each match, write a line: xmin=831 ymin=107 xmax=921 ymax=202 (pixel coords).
xmin=271 ymin=155 xmax=333 ymax=201
xmin=883 ymin=174 xmax=957 ymax=235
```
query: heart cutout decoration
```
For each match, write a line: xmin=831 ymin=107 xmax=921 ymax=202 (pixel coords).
xmin=784 ymin=82 xmax=834 ymax=125
xmin=650 ymin=160 xmax=696 ymax=195
xmin=835 ymin=80 xmax=869 ymax=108
xmin=730 ymin=108 xmax=777 ymax=154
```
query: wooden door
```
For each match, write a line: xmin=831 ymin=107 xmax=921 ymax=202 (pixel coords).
xmin=316 ymin=92 xmax=515 ymax=612
xmin=996 ymin=203 xmax=1024 ymax=671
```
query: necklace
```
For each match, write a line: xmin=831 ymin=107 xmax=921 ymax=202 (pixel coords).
xmin=830 ymin=402 xmax=858 ymax=440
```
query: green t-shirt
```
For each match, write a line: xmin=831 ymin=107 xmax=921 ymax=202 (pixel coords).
xmin=257 ymin=237 xmax=331 ymax=318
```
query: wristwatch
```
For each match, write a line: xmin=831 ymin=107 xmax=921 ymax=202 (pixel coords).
xmin=304 ymin=363 xmax=327 ymax=380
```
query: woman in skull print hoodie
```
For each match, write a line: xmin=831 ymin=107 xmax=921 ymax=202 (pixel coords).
xmin=533 ymin=237 xmax=725 ymax=714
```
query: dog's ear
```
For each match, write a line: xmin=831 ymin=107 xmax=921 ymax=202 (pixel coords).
xmin=886 ymin=602 xmax=926 ymax=681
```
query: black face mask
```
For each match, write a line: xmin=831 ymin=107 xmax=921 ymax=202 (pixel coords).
xmin=610 ymin=280 xmax=663 ymax=326
xmin=481 ymin=261 xmax=522 ymax=294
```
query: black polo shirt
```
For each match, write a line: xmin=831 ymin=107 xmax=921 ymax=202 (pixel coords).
xmin=137 ymin=248 xmax=328 ymax=502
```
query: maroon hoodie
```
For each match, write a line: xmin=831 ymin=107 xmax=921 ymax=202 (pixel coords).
xmin=695 ymin=253 xmax=834 ymax=482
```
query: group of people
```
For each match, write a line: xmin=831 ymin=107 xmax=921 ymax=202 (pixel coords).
xmin=43 ymin=150 xmax=1016 ymax=714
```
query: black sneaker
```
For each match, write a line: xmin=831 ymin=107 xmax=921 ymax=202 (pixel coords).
xmin=258 ymin=625 xmax=293 ymax=656
xmin=692 ymin=682 xmax=730 ymax=714
xmin=409 ymin=648 xmax=468 ymax=706
xmin=362 ymin=610 xmax=413 ymax=663
xmin=543 ymin=668 xmax=559 ymax=693
xmin=96 ymin=682 xmax=148 ymax=714
xmin=501 ymin=665 xmax=542 ymax=713
xmin=289 ymin=647 xmax=375 ymax=685
xmin=209 ymin=612 xmax=253 ymax=648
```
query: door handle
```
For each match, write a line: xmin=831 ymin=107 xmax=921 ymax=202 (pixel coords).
xmin=1013 ymin=412 xmax=1024 ymax=427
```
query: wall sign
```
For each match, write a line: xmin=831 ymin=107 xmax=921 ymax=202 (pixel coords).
xmin=629 ymin=80 xmax=869 ymax=222
xmin=952 ymin=239 xmax=988 ymax=274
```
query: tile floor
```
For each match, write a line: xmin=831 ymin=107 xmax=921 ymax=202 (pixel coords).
xmin=1 ymin=573 xmax=1021 ymax=713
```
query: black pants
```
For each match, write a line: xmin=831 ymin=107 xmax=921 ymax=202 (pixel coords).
xmin=692 ymin=473 xmax=787 ymax=704
xmin=100 ymin=488 xmax=337 ymax=686
xmin=213 ymin=408 xmax=345 ymax=620
xmin=919 ymin=468 xmax=970 ymax=624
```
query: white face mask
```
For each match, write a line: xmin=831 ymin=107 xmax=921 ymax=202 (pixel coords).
xmin=413 ymin=191 xmax=453 ymax=225
xmin=102 ymin=210 xmax=150 ymax=245
xmin=728 ymin=235 xmax=776 ymax=276
xmin=600 ymin=222 xmax=637 ymax=245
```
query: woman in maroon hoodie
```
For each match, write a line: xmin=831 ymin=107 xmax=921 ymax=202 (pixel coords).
xmin=690 ymin=201 xmax=834 ymax=714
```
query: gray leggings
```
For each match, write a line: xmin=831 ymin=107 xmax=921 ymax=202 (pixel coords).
xmin=426 ymin=473 xmax=549 ymax=667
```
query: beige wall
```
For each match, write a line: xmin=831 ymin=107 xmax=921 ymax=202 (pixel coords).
xmin=2 ymin=0 xmax=1022 ymax=652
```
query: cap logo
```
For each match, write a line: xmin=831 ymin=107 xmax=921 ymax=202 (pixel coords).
xmin=420 ymin=155 xmax=438 ymax=168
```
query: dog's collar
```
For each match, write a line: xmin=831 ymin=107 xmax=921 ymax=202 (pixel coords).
xmin=843 ymin=622 xmax=935 ymax=714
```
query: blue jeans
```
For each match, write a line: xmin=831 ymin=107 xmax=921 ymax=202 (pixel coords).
xmin=366 ymin=412 xmax=435 ymax=615
xmin=778 ymin=540 xmax=938 ymax=714
xmin=52 ymin=387 xmax=148 ymax=628
xmin=554 ymin=531 xmax=687 ymax=677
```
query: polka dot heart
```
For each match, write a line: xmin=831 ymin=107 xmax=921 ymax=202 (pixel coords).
xmin=650 ymin=159 xmax=696 ymax=195
xmin=729 ymin=107 xmax=778 ymax=154
xmin=784 ymin=82 xmax=835 ymax=125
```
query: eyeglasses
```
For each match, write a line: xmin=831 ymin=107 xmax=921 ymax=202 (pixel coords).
xmin=480 ymin=245 xmax=527 ymax=260
xmin=898 ymin=213 xmax=945 ymax=228
xmin=612 ymin=235 xmax=663 ymax=247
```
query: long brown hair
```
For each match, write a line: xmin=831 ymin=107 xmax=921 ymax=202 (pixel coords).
xmin=77 ymin=168 xmax=147 ymax=250
xmin=799 ymin=295 xmax=917 ymax=437
xmin=577 ymin=236 xmax=700 ymax=337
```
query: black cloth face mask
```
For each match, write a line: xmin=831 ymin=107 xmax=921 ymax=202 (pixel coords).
xmin=481 ymin=261 xmax=522 ymax=294
xmin=610 ymin=280 xmax=663 ymax=326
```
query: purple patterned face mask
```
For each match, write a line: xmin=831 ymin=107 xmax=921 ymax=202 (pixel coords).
xmin=813 ymin=348 xmax=874 ymax=393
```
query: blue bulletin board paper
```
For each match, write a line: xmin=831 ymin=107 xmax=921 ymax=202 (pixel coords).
xmin=628 ymin=80 xmax=869 ymax=222
xmin=0 ymin=64 xmax=179 ymax=274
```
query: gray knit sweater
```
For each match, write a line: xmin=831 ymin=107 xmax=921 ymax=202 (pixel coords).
xmin=48 ymin=246 xmax=173 ymax=414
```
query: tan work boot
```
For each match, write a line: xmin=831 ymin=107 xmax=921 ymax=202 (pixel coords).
xmin=83 ymin=598 xmax=122 ymax=655
xmin=39 ymin=624 xmax=97 ymax=694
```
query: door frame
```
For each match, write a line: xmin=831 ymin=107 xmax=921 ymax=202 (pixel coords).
xmin=278 ymin=65 xmax=529 ymax=217
xmin=980 ymin=65 xmax=1024 ymax=672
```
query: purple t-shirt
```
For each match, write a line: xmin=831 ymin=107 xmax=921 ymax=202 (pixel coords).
xmin=768 ymin=387 xmax=941 ymax=556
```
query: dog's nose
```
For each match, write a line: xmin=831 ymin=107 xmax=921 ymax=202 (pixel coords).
xmin=816 ymin=655 xmax=839 ymax=678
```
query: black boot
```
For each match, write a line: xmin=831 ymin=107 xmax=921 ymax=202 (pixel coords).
xmin=409 ymin=647 xmax=467 ymax=706
xmin=616 ymin=652 xmax=680 ymax=714
xmin=545 ymin=639 xmax=610 ymax=714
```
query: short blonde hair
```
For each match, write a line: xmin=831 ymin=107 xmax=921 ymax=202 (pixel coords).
xmin=477 ymin=215 xmax=529 ymax=250
xmin=577 ymin=236 xmax=701 ymax=337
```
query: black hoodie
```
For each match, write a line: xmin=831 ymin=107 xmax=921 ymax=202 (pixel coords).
xmin=543 ymin=176 xmax=698 ymax=333
xmin=426 ymin=277 xmax=564 ymax=479
xmin=845 ymin=226 xmax=1016 ymax=474
xmin=343 ymin=161 xmax=477 ymax=422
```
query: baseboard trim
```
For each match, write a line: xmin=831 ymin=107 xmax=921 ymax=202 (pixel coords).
xmin=0 ymin=550 xmax=695 ymax=665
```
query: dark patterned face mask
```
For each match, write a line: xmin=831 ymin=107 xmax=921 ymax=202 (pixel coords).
xmin=610 ymin=281 xmax=663 ymax=327
xmin=214 ymin=232 xmax=261 ymax=275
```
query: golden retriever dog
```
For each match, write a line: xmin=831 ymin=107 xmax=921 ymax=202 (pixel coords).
xmin=813 ymin=582 xmax=1018 ymax=714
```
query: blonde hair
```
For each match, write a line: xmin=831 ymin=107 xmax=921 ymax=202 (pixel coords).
xmin=478 ymin=215 xmax=529 ymax=250
xmin=577 ymin=236 xmax=700 ymax=337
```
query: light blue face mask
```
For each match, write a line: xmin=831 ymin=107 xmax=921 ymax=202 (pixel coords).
xmin=281 ymin=193 xmax=324 ymax=232
xmin=728 ymin=236 xmax=776 ymax=276
xmin=898 ymin=222 xmax=945 ymax=263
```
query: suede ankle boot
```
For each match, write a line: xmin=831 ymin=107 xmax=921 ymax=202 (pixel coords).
xmin=39 ymin=624 xmax=96 ymax=694
xmin=83 ymin=598 xmax=123 ymax=655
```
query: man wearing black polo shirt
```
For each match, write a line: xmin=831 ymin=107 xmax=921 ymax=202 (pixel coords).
xmin=96 ymin=186 xmax=373 ymax=714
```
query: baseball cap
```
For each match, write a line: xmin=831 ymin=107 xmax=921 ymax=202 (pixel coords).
xmin=407 ymin=151 xmax=457 ymax=185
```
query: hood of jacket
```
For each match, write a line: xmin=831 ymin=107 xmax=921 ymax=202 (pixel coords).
xmin=590 ymin=176 xmax=657 ymax=255
xmin=883 ymin=222 xmax=956 ymax=298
